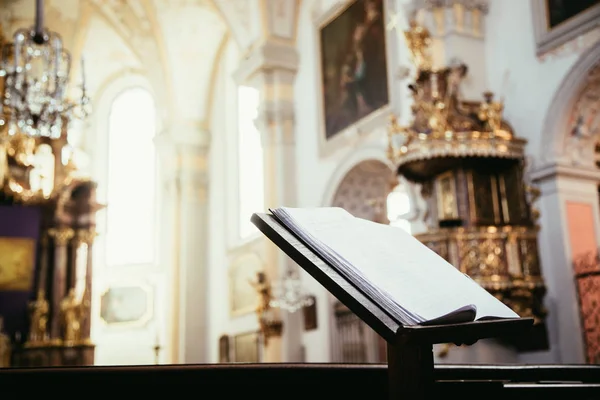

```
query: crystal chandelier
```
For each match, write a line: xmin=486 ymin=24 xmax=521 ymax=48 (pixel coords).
xmin=0 ymin=0 xmax=89 ymax=139
xmin=269 ymin=268 xmax=314 ymax=313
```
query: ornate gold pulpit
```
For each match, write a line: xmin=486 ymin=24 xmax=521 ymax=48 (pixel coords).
xmin=387 ymin=23 xmax=547 ymax=350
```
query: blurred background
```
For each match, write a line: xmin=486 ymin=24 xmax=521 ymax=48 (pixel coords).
xmin=0 ymin=0 xmax=599 ymax=368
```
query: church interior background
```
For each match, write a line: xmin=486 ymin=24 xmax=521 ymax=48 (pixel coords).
xmin=0 ymin=0 xmax=599 ymax=368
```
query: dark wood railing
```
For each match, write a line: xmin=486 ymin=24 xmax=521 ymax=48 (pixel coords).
xmin=1 ymin=363 xmax=599 ymax=398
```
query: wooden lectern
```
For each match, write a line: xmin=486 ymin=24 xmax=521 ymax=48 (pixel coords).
xmin=251 ymin=213 xmax=533 ymax=400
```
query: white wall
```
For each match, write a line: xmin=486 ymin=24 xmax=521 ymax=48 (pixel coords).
xmin=485 ymin=0 xmax=580 ymax=162
xmin=292 ymin=0 xmax=414 ymax=361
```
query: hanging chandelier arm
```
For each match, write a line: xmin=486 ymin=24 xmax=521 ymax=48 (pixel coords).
xmin=33 ymin=0 xmax=45 ymax=44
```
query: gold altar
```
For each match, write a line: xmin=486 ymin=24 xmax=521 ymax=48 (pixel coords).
xmin=0 ymin=35 xmax=102 ymax=365
xmin=387 ymin=22 xmax=547 ymax=350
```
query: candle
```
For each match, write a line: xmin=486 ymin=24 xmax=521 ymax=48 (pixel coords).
xmin=80 ymin=56 xmax=86 ymax=88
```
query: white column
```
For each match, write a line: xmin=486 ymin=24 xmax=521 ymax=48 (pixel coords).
xmin=531 ymin=163 xmax=600 ymax=364
xmin=155 ymin=124 xmax=211 ymax=364
xmin=154 ymin=132 xmax=177 ymax=364
xmin=234 ymin=39 xmax=302 ymax=362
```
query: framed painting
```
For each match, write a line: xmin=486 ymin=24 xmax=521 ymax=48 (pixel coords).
xmin=228 ymin=252 xmax=263 ymax=317
xmin=317 ymin=0 xmax=390 ymax=152
xmin=99 ymin=284 xmax=154 ymax=327
xmin=0 ymin=237 xmax=36 ymax=291
xmin=219 ymin=334 xmax=231 ymax=363
xmin=233 ymin=331 xmax=259 ymax=363
xmin=532 ymin=0 xmax=600 ymax=55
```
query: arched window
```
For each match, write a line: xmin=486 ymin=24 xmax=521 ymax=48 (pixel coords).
xmin=387 ymin=183 xmax=412 ymax=233
xmin=237 ymin=85 xmax=264 ymax=238
xmin=105 ymin=88 xmax=157 ymax=266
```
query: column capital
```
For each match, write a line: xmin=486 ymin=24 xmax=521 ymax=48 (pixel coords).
xmin=154 ymin=123 xmax=210 ymax=189
xmin=234 ymin=39 xmax=299 ymax=86
xmin=256 ymin=99 xmax=295 ymax=146
xmin=407 ymin=0 xmax=489 ymax=39
xmin=154 ymin=121 xmax=211 ymax=150
xmin=531 ymin=162 xmax=600 ymax=184
xmin=413 ymin=0 xmax=488 ymax=12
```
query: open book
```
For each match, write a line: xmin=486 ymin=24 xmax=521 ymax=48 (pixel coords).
xmin=268 ymin=207 xmax=519 ymax=327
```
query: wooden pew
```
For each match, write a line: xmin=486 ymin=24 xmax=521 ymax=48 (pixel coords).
xmin=1 ymin=363 xmax=599 ymax=398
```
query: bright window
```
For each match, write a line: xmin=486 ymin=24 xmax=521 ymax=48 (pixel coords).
xmin=387 ymin=183 xmax=412 ymax=234
xmin=105 ymin=88 xmax=157 ymax=266
xmin=237 ymin=86 xmax=264 ymax=238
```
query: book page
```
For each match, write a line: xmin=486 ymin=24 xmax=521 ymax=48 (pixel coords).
xmin=278 ymin=207 xmax=518 ymax=323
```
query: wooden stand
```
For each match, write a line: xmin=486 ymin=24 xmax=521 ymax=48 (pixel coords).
xmin=11 ymin=343 xmax=95 ymax=367
xmin=251 ymin=213 xmax=533 ymax=399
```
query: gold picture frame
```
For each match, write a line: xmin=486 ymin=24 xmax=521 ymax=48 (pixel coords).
xmin=233 ymin=331 xmax=259 ymax=363
xmin=435 ymin=171 xmax=459 ymax=221
xmin=99 ymin=283 xmax=154 ymax=328
xmin=228 ymin=252 xmax=264 ymax=317
xmin=0 ymin=237 xmax=36 ymax=291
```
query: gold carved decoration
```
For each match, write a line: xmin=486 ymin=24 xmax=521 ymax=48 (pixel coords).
xmin=74 ymin=229 xmax=98 ymax=246
xmin=525 ymin=184 xmax=541 ymax=222
xmin=26 ymin=290 xmax=50 ymax=346
xmin=416 ymin=226 xmax=546 ymax=321
xmin=47 ymin=227 xmax=75 ymax=246
xmin=388 ymin=21 xmax=520 ymax=179
xmin=0 ymin=237 xmax=35 ymax=291
xmin=404 ymin=20 xmax=433 ymax=71
xmin=0 ymin=113 xmax=87 ymax=205
xmin=61 ymin=288 xmax=89 ymax=346
xmin=0 ymin=317 xmax=10 ymax=367
xmin=458 ymin=238 xmax=506 ymax=279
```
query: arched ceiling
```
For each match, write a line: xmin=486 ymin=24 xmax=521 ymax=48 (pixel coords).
xmin=0 ymin=0 xmax=303 ymax=127
xmin=212 ymin=0 xmax=301 ymax=53
xmin=1 ymin=0 xmax=228 ymax=124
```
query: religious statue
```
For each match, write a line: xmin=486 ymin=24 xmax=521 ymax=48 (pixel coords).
xmin=250 ymin=272 xmax=272 ymax=315
xmin=427 ymin=101 xmax=449 ymax=136
xmin=249 ymin=271 xmax=282 ymax=344
xmin=0 ymin=316 xmax=10 ymax=367
xmin=404 ymin=20 xmax=432 ymax=71
xmin=478 ymin=92 xmax=510 ymax=138
xmin=27 ymin=289 xmax=49 ymax=344
xmin=61 ymin=289 xmax=82 ymax=345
